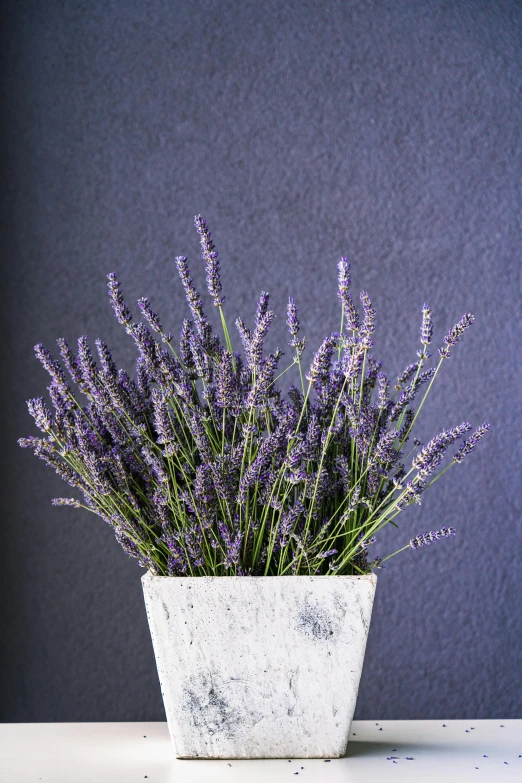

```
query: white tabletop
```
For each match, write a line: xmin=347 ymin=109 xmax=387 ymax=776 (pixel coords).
xmin=0 ymin=720 xmax=520 ymax=782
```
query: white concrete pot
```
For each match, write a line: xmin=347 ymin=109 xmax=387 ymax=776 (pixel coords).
xmin=141 ymin=572 xmax=377 ymax=759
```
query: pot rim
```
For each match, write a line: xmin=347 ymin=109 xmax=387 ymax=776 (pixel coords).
xmin=142 ymin=571 xmax=377 ymax=583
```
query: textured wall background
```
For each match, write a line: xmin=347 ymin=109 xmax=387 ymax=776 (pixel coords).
xmin=1 ymin=0 xmax=520 ymax=722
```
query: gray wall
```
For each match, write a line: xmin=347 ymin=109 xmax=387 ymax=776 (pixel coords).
xmin=1 ymin=0 xmax=520 ymax=722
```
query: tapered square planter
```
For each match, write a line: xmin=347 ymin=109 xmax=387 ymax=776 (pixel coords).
xmin=142 ymin=572 xmax=377 ymax=759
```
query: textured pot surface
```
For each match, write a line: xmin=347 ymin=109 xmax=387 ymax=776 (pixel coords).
xmin=142 ymin=573 xmax=377 ymax=759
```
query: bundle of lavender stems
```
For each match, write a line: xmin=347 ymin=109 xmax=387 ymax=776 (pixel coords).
xmin=19 ymin=217 xmax=490 ymax=576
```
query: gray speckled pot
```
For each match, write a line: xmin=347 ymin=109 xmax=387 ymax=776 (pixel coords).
xmin=142 ymin=572 xmax=377 ymax=759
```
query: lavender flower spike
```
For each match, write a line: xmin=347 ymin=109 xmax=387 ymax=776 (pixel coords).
xmin=194 ymin=214 xmax=225 ymax=307
xmin=216 ymin=350 xmax=237 ymax=410
xmin=337 ymin=257 xmax=360 ymax=331
xmin=95 ymin=339 xmax=117 ymax=377
xmin=360 ymin=291 xmax=375 ymax=343
xmin=287 ymin=297 xmax=306 ymax=359
xmin=56 ymin=338 xmax=82 ymax=384
xmin=27 ymin=397 xmax=52 ymax=432
xmin=34 ymin=344 xmax=69 ymax=393
xmin=317 ymin=549 xmax=338 ymax=559
xmin=337 ymin=257 xmax=351 ymax=298
xmin=410 ymin=526 xmax=456 ymax=550
xmin=453 ymin=422 xmax=491 ymax=463
xmin=412 ymin=422 xmax=471 ymax=477
xmin=52 ymin=497 xmax=81 ymax=507
xmin=256 ymin=291 xmax=270 ymax=325
xmin=377 ymin=372 xmax=389 ymax=410
xmin=421 ymin=303 xmax=433 ymax=346
xmin=107 ymin=273 xmax=132 ymax=329
xmin=306 ymin=333 xmax=338 ymax=384
xmin=395 ymin=362 xmax=418 ymax=391
xmin=138 ymin=298 xmax=164 ymax=336
xmin=248 ymin=309 xmax=274 ymax=371
xmin=445 ymin=313 xmax=475 ymax=346
xmin=175 ymin=255 xmax=210 ymax=343
xmin=439 ymin=313 xmax=475 ymax=358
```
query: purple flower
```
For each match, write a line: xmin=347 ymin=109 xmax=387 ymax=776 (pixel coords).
xmin=307 ymin=334 xmax=338 ymax=385
xmin=278 ymin=502 xmax=305 ymax=548
xmin=389 ymin=368 xmax=436 ymax=421
xmin=316 ymin=549 xmax=337 ymax=559
xmin=371 ymin=428 xmax=399 ymax=468
xmin=248 ymin=309 xmax=274 ymax=371
xmin=255 ymin=291 xmax=270 ymax=324
xmin=410 ymin=526 xmax=456 ymax=549
xmin=151 ymin=390 xmax=179 ymax=454
xmin=396 ymin=480 xmax=424 ymax=509
xmin=56 ymin=338 xmax=82 ymax=384
xmin=187 ymin=410 xmax=213 ymax=463
xmin=107 ymin=273 xmax=132 ymax=328
xmin=167 ymin=546 xmax=189 ymax=575
xmin=77 ymin=336 xmax=98 ymax=391
xmin=218 ymin=519 xmax=243 ymax=569
xmin=95 ymin=339 xmax=117 ymax=378
xmin=135 ymin=356 xmax=151 ymax=400
xmin=138 ymin=298 xmax=165 ymax=337
xmin=182 ymin=523 xmax=205 ymax=569
xmin=115 ymin=527 xmax=141 ymax=560
xmin=33 ymin=440 xmax=83 ymax=488
xmin=412 ymin=422 xmax=471 ymax=477
xmin=287 ymin=297 xmax=306 ymax=359
xmin=335 ymin=454 xmax=351 ymax=492
xmin=420 ymin=303 xmax=433 ymax=347
xmin=360 ymin=291 xmax=375 ymax=344
xmin=47 ymin=380 xmax=73 ymax=418
xmin=337 ymin=257 xmax=351 ymax=299
xmin=175 ymin=255 xmax=213 ymax=348
xmin=27 ymin=397 xmax=52 ymax=432
xmin=216 ymin=351 xmax=238 ymax=411
xmin=194 ymin=214 xmax=225 ymax=307
xmin=395 ymin=362 xmax=418 ymax=391
xmin=119 ymin=370 xmax=146 ymax=417
xmin=141 ymin=445 xmax=169 ymax=484
xmin=439 ymin=313 xmax=475 ymax=358
xmin=444 ymin=313 xmax=475 ymax=346
xmin=396 ymin=408 xmax=414 ymax=443
xmin=188 ymin=330 xmax=211 ymax=381
xmin=235 ymin=316 xmax=252 ymax=355
xmin=453 ymin=422 xmax=491 ymax=463
xmin=52 ymin=497 xmax=81 ymax=507
xmin=34 ymin=344 xmax=69 ymax=394
xmin=179 ymin=319 xmax=196 ymax=373
xmin=286 ymin=296 xmax=299 ymax=339
xmin=246 ymin=350 xmax=281 ymax=408
xmin=377 ymin=372 xmax=389 ymax=410
xmin=18 ymin=436 xmax=40 ymax=449
xmin=337 ymin=258 xmax=360 ymax=331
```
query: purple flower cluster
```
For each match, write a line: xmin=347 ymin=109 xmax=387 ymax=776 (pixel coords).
xmin=19 ymin=217 xmax=490 ymax=576
xmin=410 ymin=527 xmax=456 ymax=550
xmin=454 ymin=422 xmax=491 ymax=463
xmin=287 ymin=297 xmax=306 ymax=359
xmin=438 ymin=313 xmax=475 ymax=358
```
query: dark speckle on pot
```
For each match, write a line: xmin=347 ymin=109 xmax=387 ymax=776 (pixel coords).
xmin=296 ymin=596 xmax=337 ymax=641
xmin=182 ymin=673 xmax=244 ymax=740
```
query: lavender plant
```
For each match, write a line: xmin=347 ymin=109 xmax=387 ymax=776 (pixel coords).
xmin=19 ymin=217 xmax=490 ymax=576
